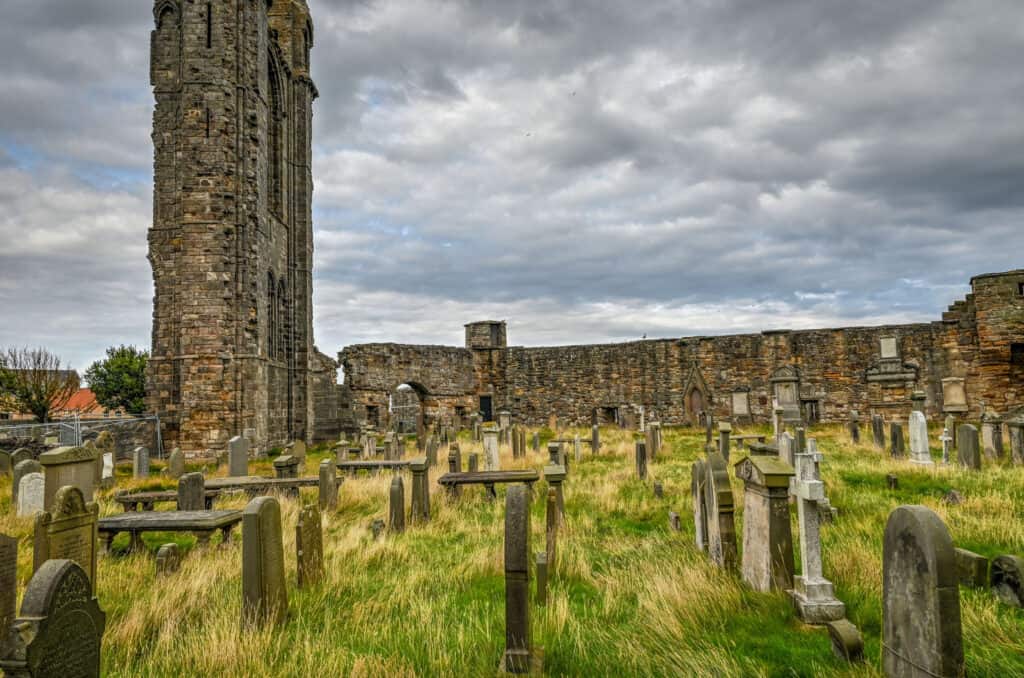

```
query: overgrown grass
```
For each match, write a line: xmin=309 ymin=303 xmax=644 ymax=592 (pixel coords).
xmin=1 ymin=425 xmax=1023 ymax=676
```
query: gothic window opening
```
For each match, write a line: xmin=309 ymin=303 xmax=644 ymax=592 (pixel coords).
xmin=268 ymin=272 xmax=277 ymax=359
xmin=277 ymin=278 xmax=288 ymax=361
xmin=205 ymin=2 xmax=212 ymax=49
xmin=267 ymin=52 xmax=284 ymax=218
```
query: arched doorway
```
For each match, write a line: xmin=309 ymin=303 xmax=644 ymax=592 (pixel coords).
xmin=390 ymin=383 xmax=426 ymax=435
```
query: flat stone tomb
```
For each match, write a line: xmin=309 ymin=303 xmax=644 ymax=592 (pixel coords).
xmin=98 ymin=510 xmax=242 ymax=553
xmin=205 ymin=476 xmax=323 ymax=494
xmin=437 ymin=470 xmax=540 ymax=499
xmin=113 ymin=489 xmax=220 ymax=512
xmin=337 ymin=459 xmax=414 ymax=476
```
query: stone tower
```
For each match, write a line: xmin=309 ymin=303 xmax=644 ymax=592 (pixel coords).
xmin=147 ymin=0 xmax=318 ymax=454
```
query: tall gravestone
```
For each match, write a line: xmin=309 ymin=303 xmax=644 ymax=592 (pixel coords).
xmin=177 ymin=472 xmax=205 ymax=511
xmin=788 ymin=452 xmax=844 ymax=623
xmin=167 ymin=447 xmax=185 ymax=479
xmin=38 ymin=447 xmax=97 ymax=512
xmin=882 ymin=505 xmax=963 ymax=678
xmin=132 ymin=446 xmax=150 ymax=478
xmin=634 ymin=440 xmax=647 ymax=480
xmin=296 ymin=505 xmax=324 ymax=588
xmin=545 ymin=488 xmax=558 ymax=569
xmin=691 ymin=460 xmax=708 ymax=552
xmin=409 ymin=457 xmax=430 ymax=524
xmin=319 ymin=460 xmax=338 ymax=511
xmin=718 ymin=422 xmax=732 ymax=463
xmin=389 ymin=476 xmax=405 ymax=533
xmin=703 ymin=452 xmax=737 ymax=570
xmin=228 ymin=435 xmax=249 ymax=477
xmin=957 ymin=424 xmax=981 ymax=470
xmin=872 ymin=414 xmax=886 ymax=449
xmin=544 ymin=465 xmax=566 ymax=519
xmin=908 ymin=411 xmax=933 ymax=466
xmin=0 ymin=559 xmax=106 ymax=678
xmin=0 ymin=533 xmax=16 ymax=660
xmin=241 ymin=496 xmax=288 ymax=628
xmin=483 ymin=426 xmax=500 ymax=471
xmin=1009 ymin=420 xmax=1024 ymax=466
xmin=889 ymin=422 xmax=905 ymax=459
xmin=503 ymin=484 xmax=537 ymax=674
xmin=778 ymin=432 xmax=795 ymax=468
xmin=32 ymin=486 xmax=98 ymax=595
xmin=12 ymin=459 xmax=42 ymax=510
xmin=735 ymin=456 xmax=795 ymax=592
xmin=17 ymin=474 xmax=45 ymax=518
xmin=940 ymin=428 xmax=953 ymax=465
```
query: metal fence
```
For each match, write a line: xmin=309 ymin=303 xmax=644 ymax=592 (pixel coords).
xmin=0 ymin=413 xmax=163 ymax=458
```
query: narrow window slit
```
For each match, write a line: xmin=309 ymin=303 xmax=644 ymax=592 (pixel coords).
xmin=206 ymin=3 xmax=213 ymax=49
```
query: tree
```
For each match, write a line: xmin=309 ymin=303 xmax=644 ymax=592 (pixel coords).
xmin=85 ymin=345 xmax=149 ymax=415
xmin=0 ymin=347 xmax=80 ymax=422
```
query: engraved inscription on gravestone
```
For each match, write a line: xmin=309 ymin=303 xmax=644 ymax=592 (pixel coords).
xmin=32 ymin=486 xmax=99 ymax=594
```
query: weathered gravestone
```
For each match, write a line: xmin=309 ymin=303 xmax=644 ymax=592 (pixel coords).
xmin=503 ymin=484 xmax=539 ymax=674
xmin=0 ymin=559 xmax=106 ymax=678
xmin=718 ymin=422 xmax=732 ymax=463
xmin=468 ymin=453 xmax=479 ymax=473
xmin=1009 ymin=420 xmax=1024 ymax=466
xmin=532 ymin=432 xmax=540 ymax=453
xmin=703 ymin=451 xmax=737 ymax=570
xmin=981 ymin=416 xmax=1004 ymax=460
xmin=735 ymin=455 xmax=795 ymax=592
xmin=789 ymin=452 xmax=844 ymax=623
xmin=166 ymin=447 xmax=184 ymax=479
xmin=17 ymin=473 xmax=45 ymax=518
xmin=12 ymin=459 xmax=42 ymax=510
xmin=389 ymin=475 xmax=405 ymax=533
xmin=940 ymin=428 xmax=953 ymax=465
xmin=242 ymin=496 xmax=288 ymax=628
xmin=290 ymin=440 xmax=307 ymax=464
xmin=691 ymin=459 xmax=708 ymax=552
xmin=32 ymin=486 xmax=98 ymax=594
xmin=132 ymin=446 xmax=150 ymax=478
xmin=1 ymin=533 xmax=15 ymax=660
xmin=634 ymin=440 xmax=647 ymax=481
xmin=483 ymin=426 xmax=500 ymax=471
xmin=882 ymin=505 xmax=963 ymax=678
xmin=544 ymin=465 xmax=566 ymax=520
xmin=957 ymin=424 xmax=981 ymax=470
xmin=296 ymin=505 xmax=324 ymax=588
xmin=908 ymin=411 xmax=933 ymax=466
xmin=826 ymin=618 xmax=865 ymax=663
xmin=872 ymin=414 xmax=886 ymax=449
xmin=447 ymin=448 xmax=462 ymax=498
xmin=954 ymin=547 xmax=989 ymax=588
xmin=156 ymin=543 xmax=182 ymax=575
xmin=778 ymin=432 xmax=795 ymax=468
xmin=591 ymin=425 xmax=600 ymax=454
xmin=272 ymin=454 xmax=300 ymax=480
xmin=848 ymin=411 xmax=860 ymax=444
xmin=228 ymin=435 xmax=249 ymax=477
xmin=889 ymin=422 xmax=905 ymax=458
xmin=409 ymin=457 xmax=430 ymax=524
xmin=426 ymin=437 xmax=439 ymax=466
xmin=38 ymin=447 xmax=97 ymax=511
xmin=535 ymin=551 xmax=547 ymax=606
xmin=178 ymin=472 xmax=206 ymax=512
xmin=100 ymin=453 xmax=114 ymax=489
xmin=545 ymin=488 xmax=558 ymax=570
xmin=10 ymin=449 xmax=31 ymax=473
xmin=990 ymin=554 xmax=1024 ymax=607
xmin=319 ymin=459 xmax=338 ymax=512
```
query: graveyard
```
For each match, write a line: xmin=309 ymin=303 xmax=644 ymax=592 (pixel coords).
xmin=2 ymin=421 xmax=1023 ymax=676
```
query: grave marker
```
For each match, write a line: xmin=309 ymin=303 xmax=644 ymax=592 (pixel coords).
xmin=483 ymin=426 xmax=500 ymax=471
xmin=703 ymin=452 xmax=737 ymax=570
xmin=410 ymin=457 xmax=430 ymax=524
xmin=389 ymin=476 xmax=405 ymax=533
xmin=1008 ymin=420 xmax=1024 ymax=466
xmin=991 ymin=555 xmax=1024 ymax=607
xmin=167 ymin=447 xmax=184 ymax=479
xmin=908 ymin=411 xmax=933 ymax=465
xmin=38 ymin=446 xmax=97 ymax=511
xmin=156 ymin=543 xmax=182 ymax=575
xmin=229 ymin=435 xmax=249 ymax=477
xmin=735 ymin=455 xmax=795 ymax=592
xmin=241 ymin=496 xmax=288 ymax=628
xmin=788 ymin=452 xmax=844 ymax=623
xmin=12 ymin=459 xmax=42 ymax=509
xmin=319 ymin=460 xmax=338 ymax=512
xmin=545 ymin=488 xmax=558 ymax=569
xmin=0 ymin=533 xmax=15 ymax=660
xmin=872 ymin=414 xmax=886 ymax=449
xmin=32 ymin=485 xmax=98 ymax=594
xmin=957 ymin=424 xmax=981 ymax=470
xmin=17 ymin=473 xmax=45 ymax=518
xmin=177 ymin=472 xmax=205 ymax=511
xmin=635 ymin=440 xmax=647 ymax=480
xmin=132 ymin=446 xmax=150 ymax=478
xmin=889 ymin=422 xmax=905 ymax=458
xmin=503 ymin=484 xmax=537 ymax=674
xmin=296 ymin=505 xmax=324 ymax=588
xmin=690 ymin=459 xmax=708 ymax=552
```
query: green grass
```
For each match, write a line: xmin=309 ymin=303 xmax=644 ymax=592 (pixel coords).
xmin=1 ymin=425 xmax=1023 ymax=676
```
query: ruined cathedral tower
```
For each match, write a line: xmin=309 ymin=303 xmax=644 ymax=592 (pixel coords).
xmin=147 ymin=0 xmax=320 ymax=454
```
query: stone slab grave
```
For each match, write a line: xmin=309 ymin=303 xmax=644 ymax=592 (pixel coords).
xmin=242 ymin=496 xmax=288 ymax=628
xmin=12 ymin=459 xmax=42 ymax=511
xmin=883 ymin=505 xmax=963 ymax=678
xmin=703 ymin=451 xmax=737 ymax=570
xmin=1 ymin=533 xmax=15 ymax=660
xmin=116 ymin=488 xmax=221 ymax=513
xmin=156 ymin=543 xmax=182 ymax=575
xmin=0 ymin=559 xmax=106 ymax=678
xmin=17 ymin=473 xmax=45 ymax=518
xmin=438 ymin=470 xmax=541 ymax=499
xmin=33 ymin=485 xmax=99 ymax=595
xmin=908 ymin=411 xmax=933 ymax=465
xmin=296 ymin=505 xmax=324 ymax=588
xmin=39 ymin=446 xmax=98 ymax=511
xmin=98 ymin=510 xmax=242 ymax=553
xmin=502 ymin=484 xmax=541 ymax=674
xmin=735 ymin=455 xmax=795 ymax=592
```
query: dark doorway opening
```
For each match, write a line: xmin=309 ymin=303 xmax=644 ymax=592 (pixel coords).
xmin=479 ymin=396 xmax=493 ymax=422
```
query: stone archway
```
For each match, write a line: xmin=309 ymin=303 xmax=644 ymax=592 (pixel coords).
xmin=682 ymin=366 xmax=711 ymax=426
xmin=390 ymin=382 xmax=429 ymax=436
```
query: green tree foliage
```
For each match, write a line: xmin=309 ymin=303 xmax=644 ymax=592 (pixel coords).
xmin=85 ymin=345 xmax=149 ymax=415
xmin=0 ymin=346 xmax=80 ymax=422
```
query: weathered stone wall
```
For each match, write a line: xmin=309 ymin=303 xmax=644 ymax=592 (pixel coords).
xmin=340 ymin=270 xmax=1024 ymax=427
xmin=146 ymin=0 xmax=326 ymax=455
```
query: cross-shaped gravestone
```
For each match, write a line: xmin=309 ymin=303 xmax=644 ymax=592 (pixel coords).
xmin=940 ymin=428 xmax=953 ymax=465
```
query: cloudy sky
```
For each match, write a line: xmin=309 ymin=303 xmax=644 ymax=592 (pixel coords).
xmin=1 ymin=0 xmax=1022 ymax=374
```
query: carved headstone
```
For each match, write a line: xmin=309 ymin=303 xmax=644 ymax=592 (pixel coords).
xmin=177 ymin=472 xmax=205 ymax=511
xmin=32 ymin=486 xmax=98 ymax=594
xmin=735 ymin=455 xmax=795 ymax=592
xmin=38 ymin=447 xmax=97 ymax=511
xmin=882 ymin=505 xmax=963 ymax=677
xmin=889 ymin=422 xmax=904 ymax=458
xmin=503 ymin=484 xmax=536 ymax=674
xmin=703 ymin=451 xmax=737 ymax=570
xmin=17 ymin=473 xmax=45 ymax=518
xmin=241 ymin=496 xmax=288 ymax=628
xmin=166 ymin=447 xmax=184 ymax=479
xmin=318 ymin=460 xmax=338 ymax=512
xmin=228 ymin=435 xmax=249 ymax=477
xmin=389 ymin=475 xmax=405 ymax=533
xmin=635 ymin=440 xmax=647 ymax=480
xmin=872 ymin=414 xmax=886 ymax=449
xmin=788 ymin=452 xmax=844 ymax=623
xmin=908 ymin=411 xmax=933 ymax=465
xmin=0 ymin=559 xmax=106 ymax=677
xmin=12 ymin=459 xmax=42 ymax=510
xmin=690 ymin=459 xmax=708 ymax=552
xmin=957 ymin=424 xmax=981 ymax=470
xmin=156 ymin=543 xmax=182 ymax=575
xmin=296 ymin=505 xmax=324 ymax=588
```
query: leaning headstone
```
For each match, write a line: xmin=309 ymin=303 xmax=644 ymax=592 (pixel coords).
xmin=409 ymin=457 xmax=430 ymax=524
xmin=990 ymin=555 xmax=1024 ymax=607
xmin=703 ymin=451 xmax=737 ymax=570
xmin=690 ymin=459 xmax=708 ymax=552
xmin=789 ymin=452 xmax=844 ymax=623
xmin=0 ymin=533 xmax=15 ymax=659
xmin=483 ymin=426 xmax=500 ymax=471
xmin=735 ymin=455 xmax=795 ymax=592
xmin=0 ymin=559 xmax=106 ymax=677
xmin=634 ymin=440 xmax=647 ymax=480
xmin=872 ymin=414 xmax=885 ymax=449
xmin=957 ymin=424 xmax=981 ymax=470
xmin=166 ymin=447 xmax=185 ymax=479
xmin=177 ymin=472 xmax=205 ymax=511
xmin=228 ymin=435 xmax=249 ymax=477
xmin=38 ymin=446 xmax=97 ymax=511
xmin=889 ymin=422 xmax=905 ymax=459
xmin=502 ymin=484 xmax=538 ymax=674
xmin=319 ymin=459 xmax=338 ymax=512
xmin=882 ymin=505 xmax=963 ymax=678
xmin=156 ymin=543 xmax=182 ymax=575
xmin=32 ymin=485 xmax=99 ymax=594
xmin=241 ymin=496 xmax=288 ymax=628
xmin=12 ymin=459 xmax=42 ymax=509
xmin=908 ymin=411 xmax=933 ymax=465
xmin=389 ymin=475 xmax=405 ymax=533
xmin=954 ymin=547 xmax=989 ymax=588
xmin=295 ymin=505 xmax=324 ymax=588
xmin=17 ymin=473 xmax=45 ymax=518
xmin=132 ymin=446 xmax=150 ymax=478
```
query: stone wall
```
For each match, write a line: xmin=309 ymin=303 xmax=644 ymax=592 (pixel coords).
xmin=340 ymin=270 xmax=1024 ymax=428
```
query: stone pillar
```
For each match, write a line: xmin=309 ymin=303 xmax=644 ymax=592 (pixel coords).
xmin=889 ymin=422 xmax=904 ymax=458
xmin=1009 ymin=421 xmax=1024 ymax=466
xmin=718 ymin=422 xmax=732 ymax=463
xmin=544 ymin=465 xmax=566 ymax=519
xmin=635 ymin=440 xmax=647 ymax=480
xmin=908 ymin=411 xmax=933 ymax=466
xmin=177 ymin=472 xmax=205 ymax=511
xmin=591 ymin=425 xmax=600 ymax=454
xmin=319 ymin=460 xmax=338 ymax=512
xmin=389 ymin=475 xmax=405 ymax=533
xmin=691 ymin=459 xmax=708 ymax=552
xmin=242 ymin=496 xmax=288 ymax=628
xmin=910 ymin=390 xmax=927 ymax=414
xmin=957 ymin=424 xmax=981 ymax=470
xmin=703 ymin=451 xmax=737 ymax=570
xmin=788 ymin=452 xmax=844 ymax=624
xmin=410 ymin=457 xmax=430 ymax=524
xmin=503 ymin=484 xmax=534 ymax=674
xmin=735 ymin=456 xmax=795 ymax=592
xmin=882 ymin=505 xmax=963 ymax=677
xmin=228 ymin=435 xmax=249 ymax=477
xmin=872 ymin=414 xmax=886 ymax=449
xmin=483 ymin=426 xmax=500 ymax=471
